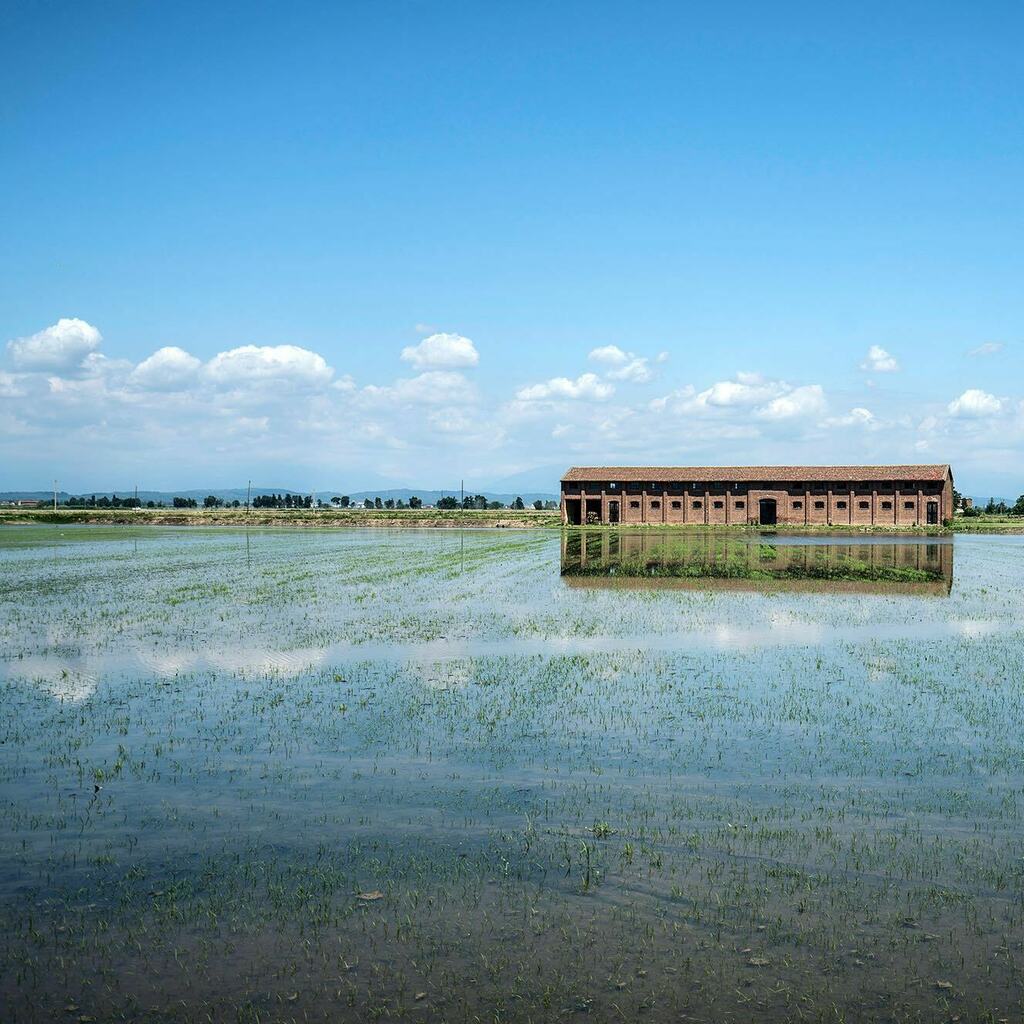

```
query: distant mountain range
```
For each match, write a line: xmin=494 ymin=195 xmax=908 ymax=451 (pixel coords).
xmin=0 ymin=486 xmax=561 ymax=505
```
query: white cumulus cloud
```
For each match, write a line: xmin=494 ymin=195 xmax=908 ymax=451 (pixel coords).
xmin=362 ymin=371 xmax=474 ymax=405
xmin=860 ymin=345 xmax=899 ymax=373
xmin=7 ymin=318 xmax=102 ymax=372
xmin=607 ymin=357 xmax=652 ymax=383
xmin=400 ymin=332 xmax=479 ymax=370
xmin=755 ymin=384 xmax=827 ymax=421
xmin=588 ymin=345 xmax=629 ymax=365
xmin=947 ymin=389 xmax=1004 ymax=418
xmin=203 ymin=345 xmax=333 ymax=388
xmin=516 ymin=373 xmax=614 ymax=402
xmin=588 ymin=345 xmax=657 ymax=383
xmin=824 ymin=407 xmax=876 ymax=428
xmin=131 ymin=347 xmax=202 ymax=391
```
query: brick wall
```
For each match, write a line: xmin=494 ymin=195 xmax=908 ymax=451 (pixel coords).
xmin=562 ymin=474 xmax=954 ymax=527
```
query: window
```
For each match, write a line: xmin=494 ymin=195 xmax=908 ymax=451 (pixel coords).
xmin=793 ymin=500 xmax=803 ymax=509
xmin=814 ymin=500 xmax=825 ymax=510
xmin=881 ymin=500 xmax=892 ymax=510
xmin=651 ymin=500 xmax=661 ymax=509
xmin=609 ymin=482 xmax=617 ymax=489
xmin=859 ymin=501 xmax=870 ymax=510
xmin=671 ymin=501 xmax=681 ymax=510
xmin=713 ymin=500 xmax=723 ymax=509
xmin=735 ymin=501 xmax=745 ymax=509
xmin=629 ymin=500 xmax=640 ymax=509
xmin=836 ymin=500 xmax=847 ymax=509
xmin=692 ymin=500 xmax=702 ymax=509
xmin=904 ymin=501 xmax=915 ymax=509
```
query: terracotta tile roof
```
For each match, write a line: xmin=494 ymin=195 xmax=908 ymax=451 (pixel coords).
xmin=561 ymin=465 xmax=951 ymax=484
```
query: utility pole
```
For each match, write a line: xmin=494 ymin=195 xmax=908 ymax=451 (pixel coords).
xmin=246 ymin=479 xmax=251 ymax=515
xmin=53 ymin=479 xmax=58 ymax=512
xmin=134 ymin=484 xmax=138 ymax=507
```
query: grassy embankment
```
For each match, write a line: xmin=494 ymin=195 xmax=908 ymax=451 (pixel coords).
xmin=2 ymin=507 xmax=1022 ymax=533
xmin=0 ymin=506 xmax=563 ymax=529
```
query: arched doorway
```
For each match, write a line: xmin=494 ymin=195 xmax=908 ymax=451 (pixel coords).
xmin=758 ymin=498 xmax=777 ymax=526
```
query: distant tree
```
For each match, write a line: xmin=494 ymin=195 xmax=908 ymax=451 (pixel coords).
xmin=304 ymin=495 xmax=313 ymax=508
xmin=374 ymin=497 xmax=383 ymax=509
xmin=204 ymin=495 xmax=221 ymax=508
xmin=364 ymin=498 xmax=374 ymax=509
xmin=396 ymin=499 xmax=407 ymax=509
xmin=533 ymin=499 xmax=543 ymax=510
xmin=146 ymin=501 xmax=155 ymax=508
xmin=231 ymin=499 xmax=240 ymax=508
xmin=340 ymin=496 xmax=350 ymax=508
xmin=512 ymin=496 xmax=525 ymax=510
xmin=409 ymin=496 xmax=422 ymax=509
xmin=544 ymin=500 xmax=558 ymax=510
xmin=384 ymin=498 xmax=395 ymax=509
xmin=173 ymin=497 xmax=189 ymax=508
xmin=1013 ymin=495 xmax=1024 ymax=516
xmin=331 ymin=496 xmax=341 ymax=506
xmin=488 ymin=500 xmax=502 ymax=509
xmin=437 ymin=496 xmax=459 ymax=509
xmin=953 ymin=487 xmax=963 ymax=510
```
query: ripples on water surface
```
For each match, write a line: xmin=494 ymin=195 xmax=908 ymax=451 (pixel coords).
xmin=1 ymin=526 xmax=1023 ymax=1023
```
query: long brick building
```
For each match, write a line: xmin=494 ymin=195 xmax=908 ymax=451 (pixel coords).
xmin=560 ymin=465 xmax=954 ymax=527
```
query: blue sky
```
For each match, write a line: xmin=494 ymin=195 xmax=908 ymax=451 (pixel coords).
xmin=2 ymin=1 xmax=1022 ymax=494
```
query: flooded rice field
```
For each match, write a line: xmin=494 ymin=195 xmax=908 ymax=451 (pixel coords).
xmin=1 ymin=525 xmax=1023 ymax=1023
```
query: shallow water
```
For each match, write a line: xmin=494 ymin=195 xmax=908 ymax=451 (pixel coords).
xmin=2 ymin=526 xmax=1023 ymax=1023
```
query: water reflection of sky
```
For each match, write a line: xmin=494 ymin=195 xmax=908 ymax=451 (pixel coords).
xmin=2 ymin=528 xmax=1022 ymax=703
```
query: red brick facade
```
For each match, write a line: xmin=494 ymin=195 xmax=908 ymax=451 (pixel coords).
xmin=561 ymin=465 xmax=954 ymax=527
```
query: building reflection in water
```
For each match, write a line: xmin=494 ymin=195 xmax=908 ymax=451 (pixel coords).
xmin=561 ymin=530 xmax=953 ymax=596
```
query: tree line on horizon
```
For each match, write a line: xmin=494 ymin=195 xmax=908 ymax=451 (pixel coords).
xmin=953 ymin=488 xmax=1024 ymax=517
xmin=60 ymin=492 xmax=559 ymax=511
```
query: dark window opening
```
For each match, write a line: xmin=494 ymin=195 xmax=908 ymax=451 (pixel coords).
xmin=629 ymin=500 xmax=640 ymax=509
xmin=735 ymin=501 xmax=745 ymax=509
xmin=692 ymin=500 xmax=702 ymax=509
xmin=814 ymin=501 xmax=825 ymax=510
xmin=881 ymin=501 xmax=892 ymax=510
xmin=650 ymin=500 xmax=661 ymax=509
xmin=793 ymin=500 xmax=803 ymax=509
xmin=670 ymin=501 xmax=681 ymax=509
xmin=836 ymin=500 xmax=847 ymax=509
xmin=858 ymin=501 xmax=870 ymax=510
xmin=904 ymin=501 xmax=915 ymax=509
xmin=713 ymin=500 xmax=723 ymax=509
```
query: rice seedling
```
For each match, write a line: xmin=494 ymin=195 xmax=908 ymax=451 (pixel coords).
xmin=1 ymin=525 xmax=1022 ymax=1022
